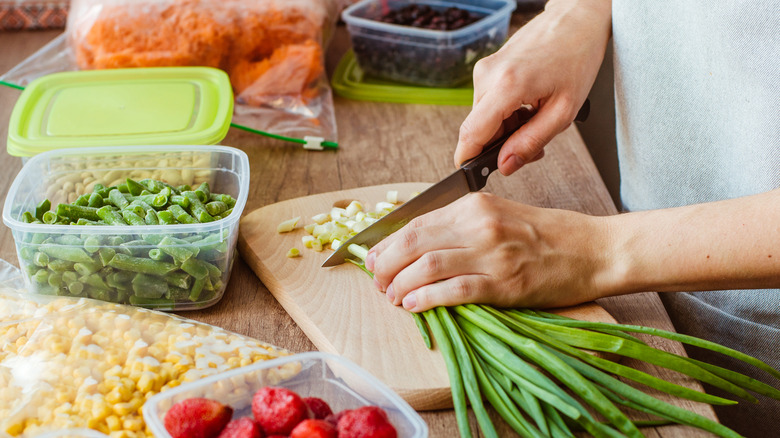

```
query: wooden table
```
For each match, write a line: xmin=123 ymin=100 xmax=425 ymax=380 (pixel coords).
xmin=0 ymin=21 xmax=717 ymax=437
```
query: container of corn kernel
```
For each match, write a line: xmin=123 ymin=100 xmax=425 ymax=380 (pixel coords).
xmin=0 ymin=288 xmax=291 ymax=437
xmin=1 ymin=145 xmax=249 ymax=310
xmin=143 ymin=351 xmax=428 ymax=438
xmin=6 ymin=67 xmax=233 ymax=164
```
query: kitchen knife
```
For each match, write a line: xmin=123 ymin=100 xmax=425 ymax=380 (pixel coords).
xmin=321 ymin=100 xmax=590 ymax=267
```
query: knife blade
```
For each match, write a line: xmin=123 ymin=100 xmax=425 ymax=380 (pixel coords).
xmin=321 ymin=100 xmax=590 ymax=267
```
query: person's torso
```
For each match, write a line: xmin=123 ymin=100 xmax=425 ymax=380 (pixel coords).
xmin=611 ymin=3 xmax=779 ymax=434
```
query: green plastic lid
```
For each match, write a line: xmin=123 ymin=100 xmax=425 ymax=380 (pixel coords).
xmin=331 ymin=50 xmax=473 ymax=106
xmin=7 ymin=67 xmax=233 ymax=157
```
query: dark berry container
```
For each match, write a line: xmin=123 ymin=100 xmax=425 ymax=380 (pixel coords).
xmin=342 ymin=0 xmax=516 ymax=87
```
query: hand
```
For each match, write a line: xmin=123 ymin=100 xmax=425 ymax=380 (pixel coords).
xmin=365 ymin=193 xmax=614 ymax=312
xmin=455 ymin=0 xmax=611 ymax=175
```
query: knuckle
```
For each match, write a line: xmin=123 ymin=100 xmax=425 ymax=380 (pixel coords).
xmin=399 ymin=229 xmax=419 ymax=254
xmin=449 ymin=277 xmax=477 ymax=303
xmin=472 ymin=57 xmax=492 ymax=77
xmin=419 ymin=252 xmax=441 ymax=276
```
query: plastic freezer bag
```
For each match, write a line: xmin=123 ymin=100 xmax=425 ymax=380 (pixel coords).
xmin=1 ymin=0 xmax=342 ymax=142
xmin=0 ymin=260 xmax=297 ymax=437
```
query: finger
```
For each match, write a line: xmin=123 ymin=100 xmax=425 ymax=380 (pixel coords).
xmin=385 ymin=247 xmax=473 ymax=306
xmin=371 ymin=222 xmax=462 ymax=291
xmin=527 ymin=149 xmax=546 ymax=164
xmin=367 ymin=213 xmax=439 ymax=273
xmin=454 ymin=92 xmax=516 ymax=167
xmin=400 ymin=275 xmax=489 ymax=313
xmin=496 ymin=102 xmax=571 ymax=175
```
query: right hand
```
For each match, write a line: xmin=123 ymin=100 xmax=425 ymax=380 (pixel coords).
xmin=455 ymin=0 xmax=612 ymax=175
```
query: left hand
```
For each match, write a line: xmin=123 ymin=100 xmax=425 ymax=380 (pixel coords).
xmin=365 ymin=192 xmax=614 ymax=312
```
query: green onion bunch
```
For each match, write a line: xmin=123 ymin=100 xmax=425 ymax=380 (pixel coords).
xmin=347 ymin=245 xmax=780 ymax=438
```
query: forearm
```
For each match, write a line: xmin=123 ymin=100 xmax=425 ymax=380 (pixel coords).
xmin=601 ymin=189 xmax=780 ymax=295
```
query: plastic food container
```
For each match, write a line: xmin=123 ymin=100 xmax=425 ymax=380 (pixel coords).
xmin=144 ymin=351 xmax=428 ymax=437
xmin=32 ymin=430 xmax=109 ymax=438
xmin=1 ymin=145 xmax=249 ymax=311
xmin=6 ymin=67 xmax=233 ymax=163
xmin=342 ymin=0 xmax=515 ymax=87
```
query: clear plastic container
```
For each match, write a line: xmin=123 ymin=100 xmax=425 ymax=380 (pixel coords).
xmin=1 ymin=145 xmax=249 ymax=311
xmin=342 ymin=0 xmax=515 ymax=87
xmin=32 ymin=430 xmax=109 ymax=438
xmin=143 ymin=351 xmax=428 ymax=437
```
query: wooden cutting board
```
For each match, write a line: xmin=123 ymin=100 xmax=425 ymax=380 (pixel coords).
xmin=238 ymin=183 xmax=617 ymax=411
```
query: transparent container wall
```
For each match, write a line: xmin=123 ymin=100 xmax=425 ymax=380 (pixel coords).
xmin=144 ymin=352 xmax=428 ymax=438
xmin=343 ymin=0 xmax=514 ymax=87
xmin=3 ymin=145 xmax=249 ymax=311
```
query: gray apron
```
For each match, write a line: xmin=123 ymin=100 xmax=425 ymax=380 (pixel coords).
xmin=612 ymin=1 xmax=779 ymax=436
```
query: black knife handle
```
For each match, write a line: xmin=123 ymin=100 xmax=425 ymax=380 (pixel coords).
xmin=460 ymin=99 xmax=590 ymax=191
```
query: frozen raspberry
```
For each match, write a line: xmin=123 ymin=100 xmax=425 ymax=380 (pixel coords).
xmin=324 ymin=409 xmax=347 ymax=426
xmin=337 ymin=406 xmax=397 ymax=438
xmin=164 ymin=397 xmax=233 ymax=438
xmin=217 ymin=417 xmax=262 ymax=438
xmin=252 ymin=386 xmax=310 ymax=435
xmin=291 ymin=419 xmax=338 ymax=438
xmin=303 ymin=397 xmax=334 ymax=419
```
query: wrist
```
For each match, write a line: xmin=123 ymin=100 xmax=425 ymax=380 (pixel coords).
xmin=592 ymin=213 xmax=640 ymax=298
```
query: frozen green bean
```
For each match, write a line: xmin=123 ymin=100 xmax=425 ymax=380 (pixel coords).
xmin=168 ymin=204 xmax=197 ymax=224
xmin=122 ymin=210 xmax=145 ymax=226
xmin=125 ymin=178 xmax=146 ymax=196
xmin=87 ymin=192 xmax=103 ymax=208
xmin=35 ymin=199 xmax=51 ymax=221
xmin=56 ymin=204 xmax=101 ymax=222
xmin=132 ymin=273 xmax=168 ymax=299
xmin=144 ymin=209 xmax=159 ymax=226
xmin=42 ymin=211 xmax=58 ymax=224
xmin=18 ymin=176 xmax=239 ymax=308
xmin=205 ymin=201 xmax=227 ymax=216
xmin=40 ymin=244 xmax=94 ymax=264
xmin=73 ymin=193 xmax=90 ymax=207
xmin=170 ymin=195 xmax=190 ymax=209
xmin=97 ymin=206 xmax=127 ymax=225
xmin=108 ymin=189 xmax=130 ymax=209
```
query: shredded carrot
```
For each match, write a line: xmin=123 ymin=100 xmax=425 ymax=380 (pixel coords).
xmin=73 ymin=0 xmax=325 ymax=105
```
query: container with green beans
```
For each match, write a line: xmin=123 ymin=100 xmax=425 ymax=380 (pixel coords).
xmin=2 ymin=145 xmax=250 ymax=311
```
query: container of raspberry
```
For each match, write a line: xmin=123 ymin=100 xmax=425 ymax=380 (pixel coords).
xmin=342 ymin=0 xmax=516 ymax=87
xmin=143 ymin=351 xmax=428 ymax=437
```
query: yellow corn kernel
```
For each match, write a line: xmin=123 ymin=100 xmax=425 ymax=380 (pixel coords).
xmin=96 ymin=423 xmax=111 ymax=435
xmin=121 ymin=377 xmax=136 ymax=393
xmin=123 ymin=417 xmax=144 ymax=432
xmin=113 ymin=401 xmax=138 ymax=417
xmin=105 ymin=365 xmax=123 ymax=379
xmin=106 ymin=415 xmax=122 ymax=431
xmin=137 ymin=372 xmax=155 ymax=393
xmin=106 ymin=388 xmax=123 ymax=404
xmin=6 ymin=422 xmax=24 ymax=435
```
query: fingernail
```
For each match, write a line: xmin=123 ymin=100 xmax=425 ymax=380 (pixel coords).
xmin=365 ymin=251 xmax=376 ymax=271
xmin=500 ymin=155 xmax=524 ymax=175
xmin=373 ymin=277 xmax=383 ymax=291
xmin=386 ymin=284 xmax=395 ymax=302
xmin=402 ymin=292 xmax=417 ymax=310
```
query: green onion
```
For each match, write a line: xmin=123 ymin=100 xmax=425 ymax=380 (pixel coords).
xmin=345 ymin=248 xmax=780 ymax=438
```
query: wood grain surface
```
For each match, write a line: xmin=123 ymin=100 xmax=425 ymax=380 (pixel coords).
xmin=238 ymin=182 xmax=618 ymax=410
xmin=0 ymin=19 xmax=717 ymax=437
